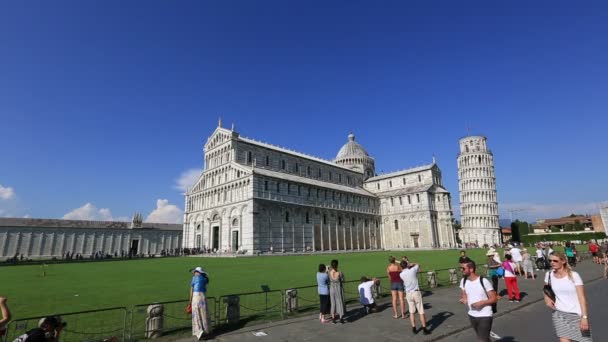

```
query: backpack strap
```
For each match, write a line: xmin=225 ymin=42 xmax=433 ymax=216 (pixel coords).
xmin=478 ymin=276 xmax=490 ymax=300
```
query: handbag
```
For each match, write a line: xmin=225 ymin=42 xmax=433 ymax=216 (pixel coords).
xmin=543 ymin=272 xmax=556 ymax=303
xmin=186 ymin=304 xmax=192 ymax=314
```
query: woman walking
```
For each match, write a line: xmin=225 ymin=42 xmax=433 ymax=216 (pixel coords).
xmin=189 ymin=266 xmax=210 ymax=340
xmin=544 ymin=252 xmax=592 ymax=341
xmin=486 ymin=249 xmax=501 ymax=304
xmin=565 ymin=242 xmax=576 ymax=267
xmin=329 ymin=259 xmax=346 ymax=324
xmin=317 ymin=264 xmax=331 ymax=323
xmin=386 ymin=256 xmax=406 ymax=319
xmin=522 ymin=249 xmax=535 ymax=279
xmin=503 ymin=254 xmax=521 ymax=302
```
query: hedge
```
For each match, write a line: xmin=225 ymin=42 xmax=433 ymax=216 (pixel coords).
xmin=521 ymin=232 xmax=607 ymax=244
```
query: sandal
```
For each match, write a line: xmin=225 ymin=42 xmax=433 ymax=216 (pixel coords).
xmin=393 ymin=315 xmax=399 ymax=319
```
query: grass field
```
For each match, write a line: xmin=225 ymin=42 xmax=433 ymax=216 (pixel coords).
xmin=1 ymin=249 xmax=493 ymax=319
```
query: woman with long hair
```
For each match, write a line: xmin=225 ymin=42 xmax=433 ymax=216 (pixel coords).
xmin=329 ymin=259 xmax=346 ymax=324
xmin=544 ymin=252 xmax=592 ymax=342
xmin=189 ymin=266 xmax=211 ymax=340
xmin=386 ymin=256 xmax=406 ymax=319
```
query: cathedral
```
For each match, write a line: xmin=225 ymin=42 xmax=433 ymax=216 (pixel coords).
xmin=183 ymin=122 xmax=456 ymax=254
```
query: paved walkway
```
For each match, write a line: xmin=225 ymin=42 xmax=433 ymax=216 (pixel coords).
xmin=187 ymin=261 xmax=605 ymax=341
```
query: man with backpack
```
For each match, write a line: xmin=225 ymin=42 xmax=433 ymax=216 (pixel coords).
xmin=459 ymin=260 xmax=498 ymax=342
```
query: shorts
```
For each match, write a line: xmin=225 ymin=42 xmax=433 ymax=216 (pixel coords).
xmin=319 ymin=294 xmax=330 ymax=314
xmin=592 ymin=252 xmax=597 ymax=257
xmin=406 ymin=290 xmax=424 ymax=314
xmin=391 ymin=281 xmax=404 ymax=291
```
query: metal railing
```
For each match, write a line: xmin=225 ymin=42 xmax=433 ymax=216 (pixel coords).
xmin=1 ymin=268 xmax=468 ymax=342
xmin=128 ymin=297 xmax=216 ymax=341
xmin=216 ymin=290 xmax=283 ymax=327
xmin=2 ymin=306 xmax=128 ymax=342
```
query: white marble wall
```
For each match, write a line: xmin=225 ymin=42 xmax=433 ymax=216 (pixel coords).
xmin=0 ymin=228 xmax=181 ymax=259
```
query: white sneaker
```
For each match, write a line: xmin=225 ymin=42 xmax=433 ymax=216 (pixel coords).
xmin=489 ymin=331 xmax=501 ymax=339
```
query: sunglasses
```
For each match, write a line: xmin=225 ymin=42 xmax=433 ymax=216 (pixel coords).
xmin=549 ymin=259 xmax=561 ymax=263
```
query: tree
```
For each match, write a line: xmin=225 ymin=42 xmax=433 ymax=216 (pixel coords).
xmin=510 ymin=220 xmax=530 ymax=242
xmin=452 ymin=218 xmax=462 ymax=244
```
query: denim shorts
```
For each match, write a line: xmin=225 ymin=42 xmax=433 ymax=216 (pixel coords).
xmin=391 ymin=281 xmax=404 ymax=291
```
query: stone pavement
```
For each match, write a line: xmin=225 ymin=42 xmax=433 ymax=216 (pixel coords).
xmin=186 ymin=261 xmax=605 ymax=342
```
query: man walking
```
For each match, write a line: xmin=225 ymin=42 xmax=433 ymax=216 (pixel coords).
xmin=400 ymin=260 xmax=430 ymax=335
xmin=459 ymin=260 xmax=498 ymax=342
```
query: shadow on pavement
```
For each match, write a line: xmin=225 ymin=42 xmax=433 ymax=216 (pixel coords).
xmin=426 ymin=311 xmax=454 ymax=332
xmin=344 ymin=302 xmax=391 ymax=323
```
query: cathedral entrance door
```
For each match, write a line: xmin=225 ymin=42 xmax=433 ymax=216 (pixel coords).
xmin=212 ymin=226 xmax=219 ymax=250
xmin=196 ymin=234 xmax=201 ymax=248
xmin=130 ymin=240 xmax=139 ymax=255
xmin=231 ymin=231 xmax=239 ymax=252
xmin=412 ymin=235 xmax=419 ymax=248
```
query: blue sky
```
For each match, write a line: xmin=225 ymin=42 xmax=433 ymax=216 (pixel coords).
xmin=1 ymin=1 xmax=607 ymax=223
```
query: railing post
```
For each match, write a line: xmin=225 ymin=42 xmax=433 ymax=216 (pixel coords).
xmin=145 ymin=304 xmax=164 ymax=338
xmin=448 ymin=269 xmax=459 ymax=284
xmin=427 ymin=271 xmax=437 ymax=288
xmin=223 ymin=295 xmax=240 ymax=325
xmin=285 ymin=289 xmax=298 ymax=314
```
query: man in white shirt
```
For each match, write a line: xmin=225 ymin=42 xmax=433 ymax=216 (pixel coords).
xmin=460 ymin=260 xmax=498 ymax=342
xmin=509 ymin=245 xmax=523 ymax=276
xmin=400 ymin=260 xmax=430 ymax=335
xmin=535 ymin=245 xmax=545 ymax=270
xmin=358 ymin=277 xmax=379 ymax=314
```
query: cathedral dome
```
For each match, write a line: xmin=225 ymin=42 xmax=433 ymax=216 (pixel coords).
xmin=335 ymin=133 xmax=369 ymax=160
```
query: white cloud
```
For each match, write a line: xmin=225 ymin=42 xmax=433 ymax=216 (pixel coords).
xmin=174 ymin=169 xmax=201 ymax=193
xmin=0 ymin=184 xmax=15 ymax=200
xmin=146 ymin=199 xmax=183 ymax=224
xmin=500 ymin=202 xmax=603 ymax=222
xmin=63 ymin=203 xmax=116 ymax=221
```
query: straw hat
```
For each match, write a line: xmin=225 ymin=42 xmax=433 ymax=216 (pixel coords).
xmin=486 ymin=248 xmax=496 ymax=256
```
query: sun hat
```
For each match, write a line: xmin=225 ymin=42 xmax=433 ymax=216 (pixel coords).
xmin=486 ymin=248 xmax=496 ymax=256
xmin=189 ymin=266 xmax=207 ymax=275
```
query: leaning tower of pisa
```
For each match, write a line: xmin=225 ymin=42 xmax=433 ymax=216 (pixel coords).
xmin=457 ymin=136 xmax=501 ymax=246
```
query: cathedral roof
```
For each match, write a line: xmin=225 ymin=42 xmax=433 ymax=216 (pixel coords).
xmin=366 ymin=163 xmax=436 ymax=182
xmin=252 ymin=167 xmax=376 ymax=197
xmin=335 ymin=134 xmax=371 ymax=161
xmin=374 ymin=184 xmax=449 ymax=197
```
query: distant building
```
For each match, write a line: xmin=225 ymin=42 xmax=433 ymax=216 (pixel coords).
xmin=590 ymin=215 xmax=605 ymax=233
xmin=182 ymin=122 xmax=456 ymax=255
xmin=0 ymin=214 xmax=182 ymax=260
xmin=501 ymin=227 xmax=512 ymax=242
xmin=531 ymin=215 xmax=594 ymax=233
xmin=599 ymin=206 xmax=608 ymax=234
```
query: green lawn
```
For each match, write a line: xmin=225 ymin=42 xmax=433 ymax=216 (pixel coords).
xmin=1 ymin=249 xmax=491 ymax=319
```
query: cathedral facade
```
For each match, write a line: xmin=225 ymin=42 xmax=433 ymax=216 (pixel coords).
xmin=183 ymin=123 xmax=456 ymax=254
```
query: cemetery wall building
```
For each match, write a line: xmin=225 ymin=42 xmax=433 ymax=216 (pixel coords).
xmin=183 ymin=123 xmax=456 ymax=254
xmin=0 ymin=215 xmax=182 ymax=260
